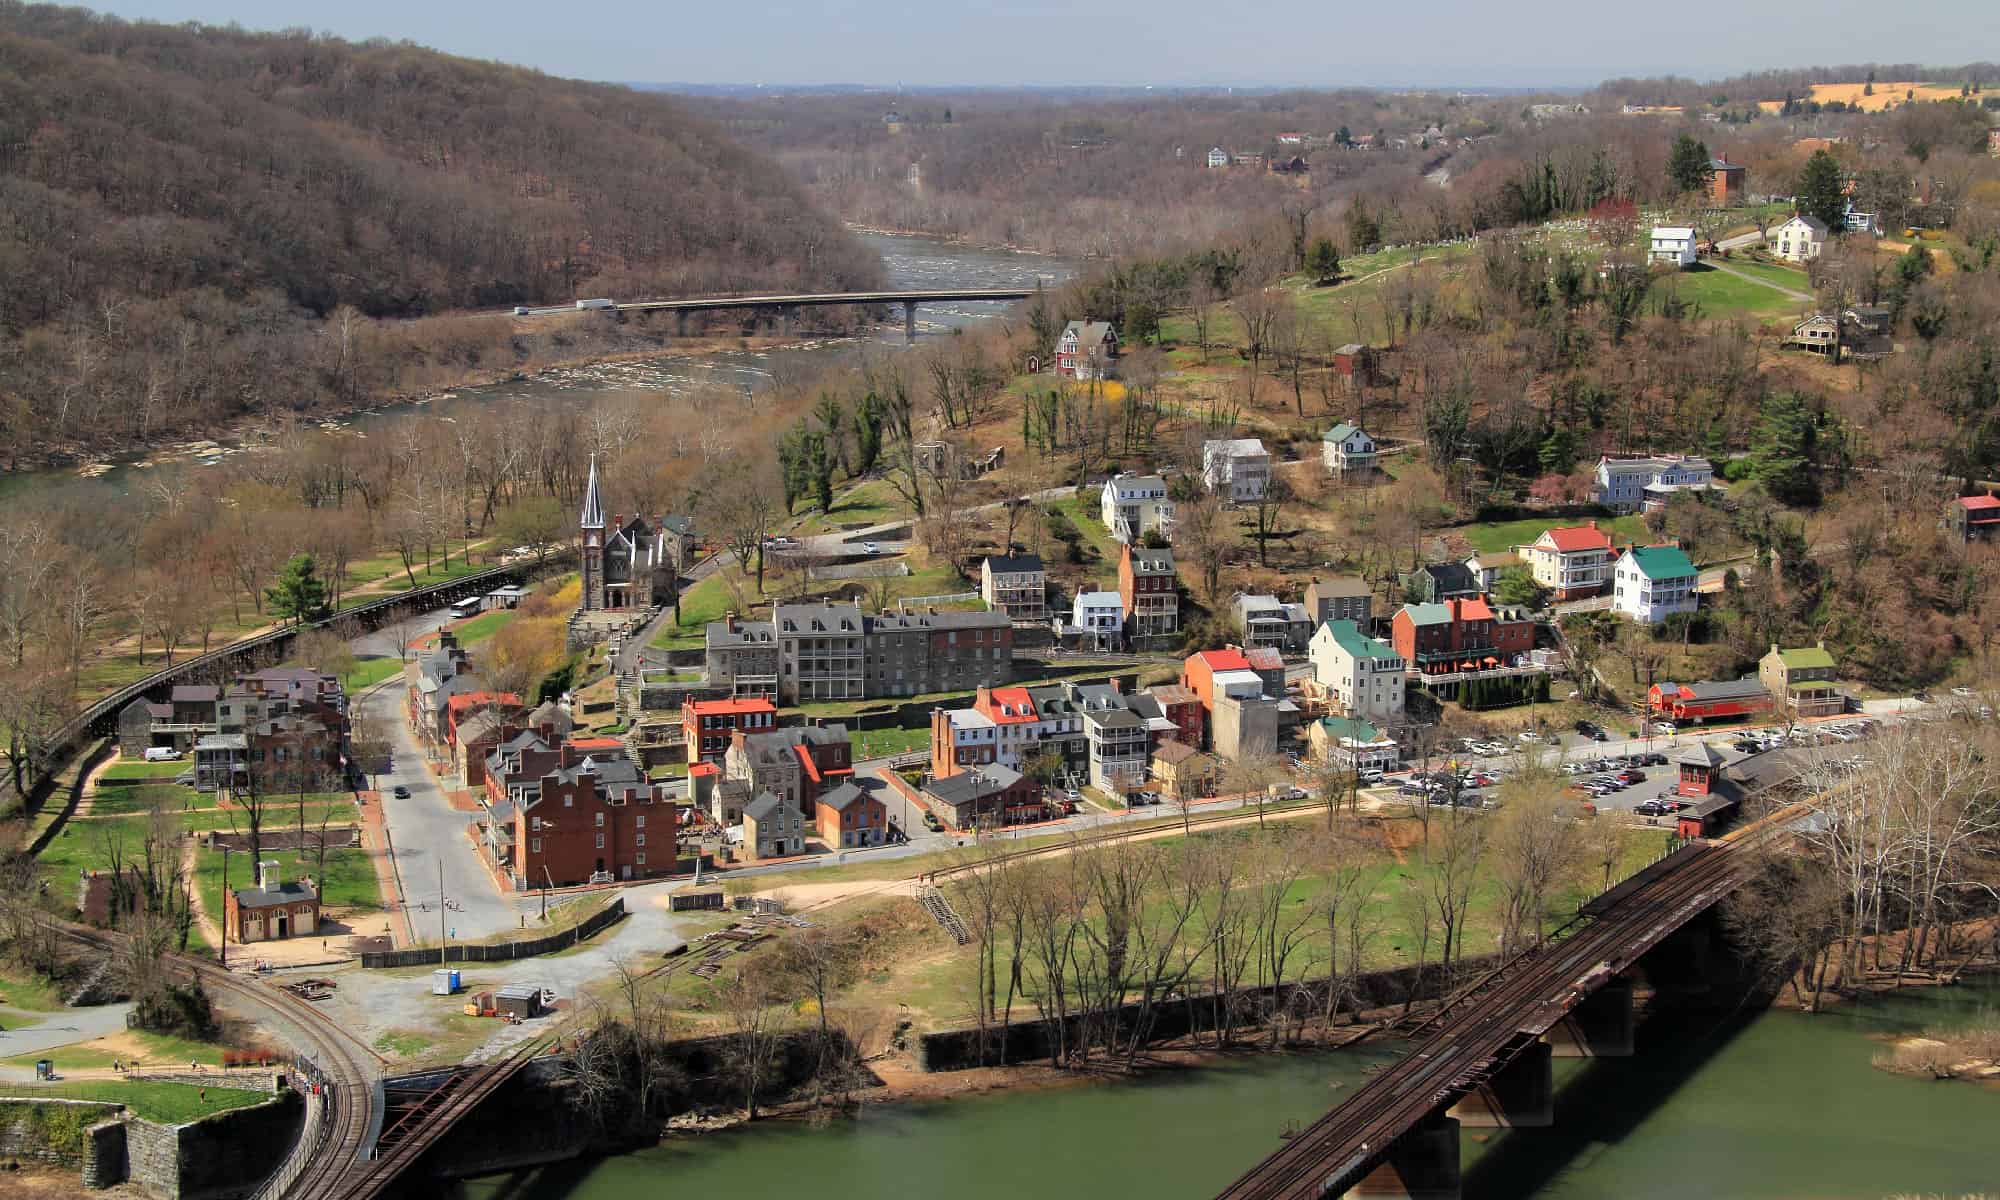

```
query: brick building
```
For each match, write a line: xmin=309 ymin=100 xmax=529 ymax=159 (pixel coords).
xmin=1118 ymin=544 xmax=1180 ymax=645
xmin=512 ymin=753 xmax=676 ymax=888
xmin=815 ymin=781 xmax=889 ymax=849
xmin=683 ymin=697 xmax=778 ymax=766
xmin=724 ymin=724 xmax=854 ymax=818
xmin=224 ymin=862 xmax=320 ymax=943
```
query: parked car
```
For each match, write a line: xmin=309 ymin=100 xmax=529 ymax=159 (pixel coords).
xmin=391 ymin=785 xmax=411 ymax=799
xmin=142 ymin=746 xmax=182 ymax=762
xmin=1358 ymin=769 xmax=1385 ymax=784
xmin=511 ymin=305 xmax=529 ymax=316
xmin=861 ymin=541 xmax=880 ymax=555
xmin=923 ymin=811 xmax=943 ymax=831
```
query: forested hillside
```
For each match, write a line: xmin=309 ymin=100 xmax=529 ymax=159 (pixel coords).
xmin=0 ymin=3 xmax=883 ymax=458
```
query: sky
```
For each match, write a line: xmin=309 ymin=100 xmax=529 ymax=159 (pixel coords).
xmin=83 ymin=0 xmax=1999 ymax=90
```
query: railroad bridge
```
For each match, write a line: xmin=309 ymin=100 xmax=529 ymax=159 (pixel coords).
xmin=1216 ymin=831 xmax=1778 ymax=1200
xmin=606 ymin=287 xmax=1040 ymax=341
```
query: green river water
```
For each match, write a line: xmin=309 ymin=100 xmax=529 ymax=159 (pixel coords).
xmin=455 ymin=978 xmax=2000 ymax=1200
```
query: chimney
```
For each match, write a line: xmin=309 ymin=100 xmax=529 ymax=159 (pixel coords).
xmin=975 ymin=686 xmax=992 ymax=710
xmin=726 ymin=611 xmax=738 ymax=633
xmin=1587 ymin=519 xmax=1598 ymax=529
xmin=258 ymin=860 xmax=278 ymax=891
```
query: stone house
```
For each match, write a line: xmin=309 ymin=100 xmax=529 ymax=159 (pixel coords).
xmin=224 ymin=862 xmax=319 ymax=943
xmin=743 ymin=791 xmax=805 ymax=860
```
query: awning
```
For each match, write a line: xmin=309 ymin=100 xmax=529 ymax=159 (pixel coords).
xmin=1484 ymin=657 xmax=1499 ymax=666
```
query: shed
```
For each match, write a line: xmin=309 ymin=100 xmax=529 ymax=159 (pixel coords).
xmin=495 ymin=984 xmax=544 ymax=1019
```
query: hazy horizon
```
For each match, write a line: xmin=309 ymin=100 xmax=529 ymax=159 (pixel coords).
xmin=74 ymin=0 xmax=2000 ymax=91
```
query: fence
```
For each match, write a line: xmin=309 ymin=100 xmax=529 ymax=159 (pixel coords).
xmin=358 ymin=897 xmax=626 ymax=968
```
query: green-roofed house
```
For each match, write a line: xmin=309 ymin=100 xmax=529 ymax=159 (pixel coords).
xmin=1611 ymin=544 xmax=1699 ymax=624
xmin=1759 ymin=641 xmax=1843 ymax=718
xmin=1310 ymin=715 xmax=1400 ymax=772
xmin=1309 ymin=619 xmax=1407 ymax=723
xmin=1321 ymin=421 xmax=1379 ymax=474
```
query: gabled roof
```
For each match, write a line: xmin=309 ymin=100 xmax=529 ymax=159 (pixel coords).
xmin=1538 ymin=524 xmax=1613 ymax=553
xmin=984 ymin=553 xmax=1045 ymax=574
xmin=1624 ymin=546 xmax=1698 ymax=580
xmin=926 ymin=764 xmax=1026 ymax=806
xmin=1682 ymin=676 xmax=1767 ymax=702
xmin=171 ymin=685 xmax=219 ymax=703
xmin=1190 ymin=648 xmax=1253 ymax=672
xmin=1308 ymin=575 xmax=1371 ymax=598
xmin=1319 ymin=619 xmax=1398 ymax=661
xmin=982 ymin=687 xmax=1039 ymax=723
xmin=1954 ymin=495 xmax=2000 ymax=512
xmin=1323 ymin=422 xmax=1369 ymax=443
xmin=1455 ymin=597 xmax=1495 ymax=622
xmin=1419 ymin=561 xmax=1480 ymax=593
xmin=1152 ymin=738 xmax=1202 ymax=765
xmin=1678 ymin=741 xmax=1727 ymax=769
xmin=1652 ymin=225 xmax=1696 ymax=239
xmin=233 ymin=879 xmax=317 ymax=910
xmin=686 ymin=697 xmax=778 ymax=718
xmin=1207 ymin=438 xmax=1268 ymax=457
xmin=1400 ymin=602 xmax=1452 ymax=627
xmin=1781 ymin=213 xmax=1830 ymax=236
xmin=1062 ymin=320 xmax=1117 ymax=345
xmin=744 ymin=792 xmax=786 ymax=823
xmin=1773 ymin=645 xmax=1836 ymax=670
xmin=579 ymin=455 xmax=605 ymax=530
xmin=1243 ymin=646 xmax=1286 ymax=673
xmin=818 ymin=781 xmax=868 ymax=813
xmin=1318 ymin=716 xmax=1390 ymax=745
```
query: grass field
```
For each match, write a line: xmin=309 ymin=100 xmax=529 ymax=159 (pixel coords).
xmin=451 ymin=609 xmax=517 ymax=645
xmin=1047 ymin=493 xmax=1122 ymax=570
xmin=5 ymin=1029 xmax=226 ymax=1073
xmin=1654 ymin=263 xmax=1809 ymax=318
xmin=852 ymin=726 xmax=932 ymax=760
xmin=1457 ymin=515 xmax=1649 ymax=555
xmin=0 ymin=1080 xmax=267 ymax=1123
xmin=192 ymin=842 xmax=383 ymax=938
xmin=648 ymin=568 xmax=748 ymax=650
xmin=344 ymin=656 xmax=405 ymax=693
xmin=0 ymin=964 xmax=64 ymax=1011
xmin=796 ymin=478 xmax=905 ymax=535
xmin=98 ymin=761 xmax=189 ymax=783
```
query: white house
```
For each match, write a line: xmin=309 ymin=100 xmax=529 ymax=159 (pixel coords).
xmin=1593 ymin=455 xmax=1716 ymax=512
xmin=1308 ymin=619 xmax=1406 ymax=724
xmin=1648 ymin=226 xmax=1698 ymax=268
xmin=1321 ymin=421 xmax=1378 ymax=473
xmin=1100 ymin=473 xmax=1175 ymax=544
xmin=1612 ymin=545 xmax=1699 ymax=624
xmin=1519 ymin=522 xmax=1614 ymax=600
xmin=1202 ymin=438 xmax=1271 ymax=502
xmin=1071 ymin=590 xmax=1124 ymax=652
xmin=1771 ymin=214 xmax=1829 ymax=263
xmin=1205 ymin=147 xmax=1229 ymax=169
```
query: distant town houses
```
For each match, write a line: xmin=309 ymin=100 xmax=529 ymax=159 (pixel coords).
xmin=1771 ymin=214 xmax=1829 ymax=263
xmin=1101 ymin=473 xmax=1175 ymax=545
xmin=1946 ymin=494 xmax=2000 ymax=543
xmin=1202 ymin=438 xmax=1272 ymax=502
xmin=1760 ymin=642 xmax=1844 ymax=718
xmin=1205 ymin=146 xmax=1229 ymax=168
xmin=1056 ymin=320 xmax=1119 ymax=381
xmin=1181 ymin=647 xmax=1288 ymax=761
xmin=769 ymin=602 xmax=1013 ymax=704
xmin=683 ymin=696 xmax=778 ymax=766
xmin=1321 ymin=421 xmax=1379 ymax=474
xmin=980 ymin=553 xmax=1049 ymax=623
xmin=1519 ymin=521 xmax=1614 ymax=599
xmin=723 ymin=723 xmax=853 ymax=819
xmin=1303 ymin=575 xmax=1373 ymax=626
xmin=124 ymin=666 xmax=349 ymax=792
xmin=704 ymin=613 xmax=780 ymax=699
xmin=1232 ymin=593 xmax=1313 ymax=653
xmin=480 ymin=734 xmax=678 ymax=889
xmin=1611 ymin=545 xmax=1700 ymax=624
xmin=1308 ymin=619 xmax=1407 ymax=724
xmin=1119 ymin=543 xmax=1180 ymax=645
xmin=1593 ymin=455 xmax=1715 ymax=512
xmin=1648 ymin=225 xmax=1698 ymax=268
xmin=1401 ymin=560 xmax=1481 ymax=605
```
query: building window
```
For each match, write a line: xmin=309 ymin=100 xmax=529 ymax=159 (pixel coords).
xmin=595 ymin=811 xmax=605 ymax=827
xmin=637 ymin=833 xmax=646 ymax=847
xmin=531 ymin=838 xmax=542 ymax=853
xmin=636 ymin=814 xmax=646 ymax=828
xmin=564 ymin=795 xmax=573 ymax=807
xmin=636 ymin=853 xmax=646 ymax=866
xmin=595 ymin=833 xmax=605 ymax=849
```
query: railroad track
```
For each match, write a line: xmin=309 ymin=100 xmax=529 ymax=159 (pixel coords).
xmin=1214 ymin=829 xmax=1769 ymax=1200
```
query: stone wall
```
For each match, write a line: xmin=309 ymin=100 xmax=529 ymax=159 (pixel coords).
xmin=83 ymin=1118 xmax=127 ymax=1189
xmin=0 ymin=1099 xmax=125 ymax=1170
xmin=127 ymin=1091 xmax=301 ymax=1200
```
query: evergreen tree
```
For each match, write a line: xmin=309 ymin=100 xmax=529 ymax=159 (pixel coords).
xmin=1747 ymin=391 xmax=1820 ymax=505
xmin=1305 ymin=237 xmax=1342 ymax=285
xmin=852 ymin=392 xmax=884 ymax=475
xmin=1335 ymin=125 xmax=1352 ymax=147
xmin=265 ymin=554 xmax=329 ymax=627
xmin=1666 ymin=133 xmax=1713 ymax=194
xmin=1537 ymin=426 xmax=1576 ymax=474
xmin=1345 ymin=201 xmax=1381 ymax=253
xmin=1795 ymin=149 xmax=1847 ymax=231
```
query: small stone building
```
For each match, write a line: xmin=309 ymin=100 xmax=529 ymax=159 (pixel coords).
xmin=224 ymin=862 xmax=320 ymax=943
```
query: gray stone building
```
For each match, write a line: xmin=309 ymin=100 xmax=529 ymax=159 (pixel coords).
xmin=771 ymin=603 xmax=1013 ymax=704
xmin=704 ymin=614 xmax=780 ymax=698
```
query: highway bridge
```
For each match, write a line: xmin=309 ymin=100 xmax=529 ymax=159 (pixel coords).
xmin=1215 ymin=810 xmax=1797 ymax=1200
xmin=524 ymin=287 xmax=1043 ymax=341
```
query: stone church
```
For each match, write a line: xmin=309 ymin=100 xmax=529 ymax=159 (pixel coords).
xmin=578 ymin=457 xmax=679 ymax=611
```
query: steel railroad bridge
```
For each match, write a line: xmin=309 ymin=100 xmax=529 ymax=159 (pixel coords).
xmin=611 ymin=287 xmax=1040 ymax=341
xmin=1216 ymin=817 xmax=1792 ymax=1200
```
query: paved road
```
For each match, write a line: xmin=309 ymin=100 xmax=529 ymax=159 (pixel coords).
xmin=0 ymin=1002 xmax=135 ymax=1079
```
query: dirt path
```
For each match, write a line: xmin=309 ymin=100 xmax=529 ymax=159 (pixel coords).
xmin=182 ymin=839 xmax=224 ymax=950
xmin=1704 ymin=259 xmax=1814 ymax=301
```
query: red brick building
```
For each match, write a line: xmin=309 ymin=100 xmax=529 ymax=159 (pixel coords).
xmin=1392 ymin=598 xmax=1499 ymax=675
xmin=1649 ymin=677 xmax=1774 ymax=724
xmin=1708 ymin=157 xmax=1746 ymax=206
xmin=1182 ymin=648 xmax=1254 ymax=714
xmin=224 ymin=863 xmax=320 ymax=943
xmin=512 ymin=751 xmax=677 ymax=888
xmin=815 ymin=781 xmax=889 ymax=849
xmin=684 ymin=697 xmax=778 ymax=765
xmin=1146 ymin=684 xmax=1204 ymax=749
xmin=1492 ymin=605 xmax=1536 ymax=659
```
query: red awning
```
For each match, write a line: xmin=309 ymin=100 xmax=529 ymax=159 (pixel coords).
xmin=1484 ymin=656 xmax=1499 ymax=666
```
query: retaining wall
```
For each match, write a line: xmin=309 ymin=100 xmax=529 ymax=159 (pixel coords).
xmin=916 ymin=955 xmax=1500 ymax=1072
xmin=359 ymin=897 xmax=625 ymax=968
xmin=126 ymin=1091 xmax=301 ymax=1200
xmin=0 ymin=1098 xmax=125 ymax=1173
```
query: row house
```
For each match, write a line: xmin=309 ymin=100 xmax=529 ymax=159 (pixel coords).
xmin=1519 ymin=522 xmax=1614 ymax=600
xmin=1759 ymin=642 xmax=1843 ymax=718
xmin=1101 ymin=474 xmax=1175 ymax=545
xmin=1022 ymin=683 xmax=1089 ymax=778
xmin=1069 ymin=590 xmax=1124 ymax=652
xmin=743 ymin=792 xmax=805 ymax=861
xmin=1232 ymin=593 xmax=1312 ymax=653
xmin=1491 ymin=605 xmax=1537 ymax=659
xmin=683 ymin=696 xmax=778 ymax=766
xmin=405 ymin=631 xmax=479 ymax=754
xmin=704 ymin=614 xmax=780 ymax=699
xmin=724 ymin=724 xmax=854 ymax=819
xmin=504 ymin=746 xmax=676 ymax=888
xmin=1392 ymin=598 xmax=1500 ymax=676
xmin=930 ymin=685 xmax=1041 ymax=779
xmin=923 ymin=763 xmax=1044 ymax=831
xmin=1594 ymin=455 xmax=1716 ymax=513
xmin=445 ymin=691 xmax=521 ymax=778
xmin=1612 ymin=545 xmax=1699 ymax=624
xmin=690 ymin=764 xmax=752 ymax=827
xmin=1146 ymin=684 xmax=1204 ymax=749
xmin=979 ymin=554 xmax=1049 ymax=623
xmin=1118 ymin=544 xmax=1179 ymax=645
xmin=1073 ymin=684 xmax=1149 ymax=793
xmin=1303 ymin=576 xmax=1372 ymax=626
xmin=772 ymin=603 xmax=1013 ymax=704
xmin=1308 ymin=619 xmax=1407 ymax=724
xmin=1202 ymin=439 xmax=1271 ymax=502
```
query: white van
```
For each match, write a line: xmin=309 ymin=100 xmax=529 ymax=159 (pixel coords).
xmin=143 ymin=747 xmax=181 ymax=762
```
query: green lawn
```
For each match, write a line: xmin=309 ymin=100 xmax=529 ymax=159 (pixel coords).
xmin=193 ymin=843 xmax=384 ymax=938
xmin=345 ymin=656 xmax=405 ymax=693
xmin=1458 ymin=515 xmax=1650 ymax=556
xmin=797 ymin=478 xmax=905 ymax=535
xmin=1721 ymin=258 xmax=1813 ymax=291
xmin=452 ymin=609 xmax=517 ymax=645
xmin=1047 ymin=493 xmax=1122 ymax=571
xmin=649 ymin=569 xmax=745 ymax=651
xmin=39 ymin=802 xmax=361 ymax=893
xmin=852 ymin=727 xmax=932 ymax=760
xmin=1652 ymin=263 xmax=1809 ymax=318
xmin=0 ymin=965 xmax=64 ymax=1012
xmin=85 ymin=782 xmax=203 ymax=817
xmin=99 ymin=760 xmax=191 ymax=783
xmin=0 ymin=1081 xmax=267 ymax=1123
xmin=6 ymin=1029 xmax=226 ymax=1072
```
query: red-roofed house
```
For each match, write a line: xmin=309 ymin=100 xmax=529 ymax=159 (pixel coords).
xmin=684 ymin=697 xmax=778 ymax=765
xmin=1181 ymin=648 xmax=1253 ymax=715
xmin=1947 ymin=494 xmax=2000 ymax=543
xmin=1519 ymin=522 xmax=1615 ymax=599
xmin=930 ymin=685 xmax=1042 ymax=778
xmin=1393 ymin=598 xmax=1500 ymax=675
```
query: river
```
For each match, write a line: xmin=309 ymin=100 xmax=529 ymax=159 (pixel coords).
xmin=451 ymin=977 xmax=2000 ymax=1200
xmin=7 ymin=232 xmax=1074 ymax=503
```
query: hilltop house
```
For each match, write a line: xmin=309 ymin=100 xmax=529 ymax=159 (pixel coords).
xmin=1402 ymin=561 xmax=1482 ymax=605
xmin=1520 ymin=522 xmax=1614 ymax=600
xmin=1771 ymin=214 xmax=1829 ymax=263
xmin=1303 ymin=576 xmax=1372 ymax=625
xmin=1118 ymin=543 xmax=1180 ymax=645
xmin=704 ymin=614 xmax=780 ymax=699
xmin=1594 ymin=455 xmax=1716 ymax=513
xmin=1056 ymin=321 xmax=1119 ymax=381
xmin=1649 ymin=226 xmax=1698 ymax=268
xmin=1321 ymin=422 xmax=1379 ymax=473
xmin=1464 ymin=551 xmax=1523 ymax=593
xmin=1233 ymin=593 xmax=1313 ymax=653
xmin=1100 ymin=473 xmax=1175 ymax=544
xmin=980 ymin=554 xmax=1048 ymax=623
xmin=1206 ymin=147 xmax=1229 ymax=168
xmin=1612 ymin=545 xmax=1700 ymax=624
xmin=1202 ymin=439 xmax=1271 ymax=502
xmin=1070 ymin=590 xmax=1124 ymax=652
xmin=1946 ymin=494 xmax=2000 ymax=543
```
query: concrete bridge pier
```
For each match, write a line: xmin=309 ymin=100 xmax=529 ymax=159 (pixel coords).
xmin=1543 ymin=977 xmax=1635 ymax=1058
xmin=781 ymin=305 xmax=798 ymax=336
xmin=1341 ymin=1111 xmax=1461 ymax=1199
xmin=676 ymin=311 xmax=688 ymax=337
xmin=1448 ymin=1041 xmax=1553 ymax=1128
xmin=903 ymin=301 xmax=918 ymax=342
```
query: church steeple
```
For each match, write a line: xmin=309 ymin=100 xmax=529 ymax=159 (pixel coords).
xmin=579 ymin=454 xmax=606 ymax=531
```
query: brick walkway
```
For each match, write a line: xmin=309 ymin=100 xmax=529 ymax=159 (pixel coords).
xmin=354 ymin=790 xmax=414 ymax=946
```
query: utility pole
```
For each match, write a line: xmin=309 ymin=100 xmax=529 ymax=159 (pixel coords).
xmin=439 ymin=859 xmax=447 ymax=965
xmin=220 ymin=846 xmax=228 ymax=969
